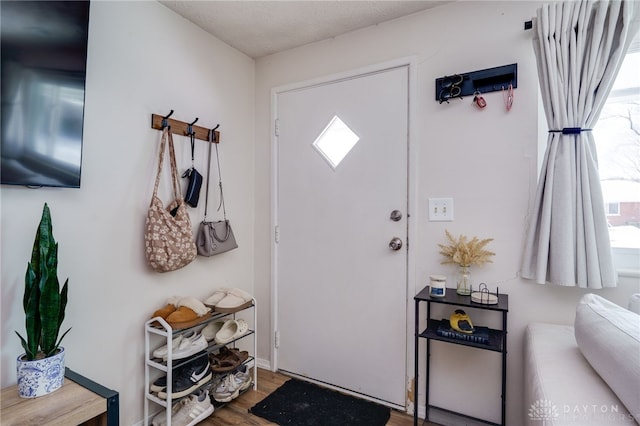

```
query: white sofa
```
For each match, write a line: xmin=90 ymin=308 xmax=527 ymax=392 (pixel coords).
xmin=524 ymin=293 xmax=640 ymax=425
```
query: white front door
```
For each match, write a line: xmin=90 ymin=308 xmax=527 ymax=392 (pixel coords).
xmin=273 ymin=64 xmax=409 ymax=407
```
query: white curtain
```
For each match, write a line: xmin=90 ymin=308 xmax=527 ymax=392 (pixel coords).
xmin=521 ymin=0 xmax=640 ymax=288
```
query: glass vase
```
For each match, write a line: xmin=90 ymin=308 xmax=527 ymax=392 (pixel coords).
xmin=456 ymin=265 xmax=472 ymax=295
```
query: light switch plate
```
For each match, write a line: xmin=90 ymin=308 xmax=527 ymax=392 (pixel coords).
xmin=429 ymin=198 xmax=454 ymax=221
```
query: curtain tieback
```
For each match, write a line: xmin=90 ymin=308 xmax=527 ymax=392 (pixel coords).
xmin=549 ymin=127 xmax=592 ymax=135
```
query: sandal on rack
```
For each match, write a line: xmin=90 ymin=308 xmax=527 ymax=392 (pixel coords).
xmin=209 ymin=357 xmax=237 ymax=373
xmin=214 ymin=319 xmax=249 ymax=344
xmin=222 ymin=347 xmax=249 ymax=364
xmin=201 ymin=320 xmax=226 ymax=342
xmin=209 ymin=347 xmax=248 ymax=373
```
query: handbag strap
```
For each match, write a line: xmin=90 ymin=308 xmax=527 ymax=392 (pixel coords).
xmin=152 ymin=127 xmax=182 ymax=203
xmin=188 ymin=125 xmax=196 ymax=168
xmin=214 ymin=142 xmax=227 ymax=221
xmin=203 ymin=129 xmax=215 ymax=220
xmin=167 ymin=131 xmax=182 ymax=199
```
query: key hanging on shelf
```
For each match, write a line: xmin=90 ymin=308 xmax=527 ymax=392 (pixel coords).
xmin=473 ymin=90 xmax=487 ymax=109
xmin=502 ymin=83 xmax=514 ymax=111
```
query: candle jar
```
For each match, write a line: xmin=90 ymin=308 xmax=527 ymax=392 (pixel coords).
xmin=429 ymin=275 xmax=447 ymax=298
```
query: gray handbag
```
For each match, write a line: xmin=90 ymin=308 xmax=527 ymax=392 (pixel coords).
xmin=197 ymin=129 xmax=238 ymax=256
xmin=197 ymin=219 xmax=237 ymax=256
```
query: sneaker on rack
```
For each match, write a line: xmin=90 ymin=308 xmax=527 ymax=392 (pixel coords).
xmin=168 ymin=332 xmax=208 ymax=361
xmin=150 ymin=361 xmax=192 ymax=393
xmin=158 ymin=356 xmax=212 ymax=400
xmin=151 ymin=362 xmax=192 ymax=394
xmin=150 ymin=374 xmax=168 ymax=393
xmin=153 ymin=330 xmax=196 ymax=359
xmin=171 ymin=389 xmax=214 ymax=426
xmin=212 ymin=366 xmax=252 ymax=403
xmin=152 ymin=334 xmax=182 ymax=359
xmin=234 ymin=364 xmax=253 ymax=393
xmin=212 ymin=374 xmax=240 ymax=403
xmin=151 ymin=400 xmax=182 ymax=426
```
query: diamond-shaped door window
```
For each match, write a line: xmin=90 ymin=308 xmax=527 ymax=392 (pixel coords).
xmin=312 ymin=115 xmax=360 ymax=170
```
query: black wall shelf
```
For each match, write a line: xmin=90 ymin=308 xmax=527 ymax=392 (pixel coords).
xmin=435 ymin=63 xmax=517 ymax=103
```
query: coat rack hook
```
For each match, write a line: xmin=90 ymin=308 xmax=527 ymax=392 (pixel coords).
xmin=187 ymin=117 xmax=199 ymax=136
xmin=209 ymin=124 xmax=220 ymax=143
xmin=161 ymin=109 xmax=174 ymax=129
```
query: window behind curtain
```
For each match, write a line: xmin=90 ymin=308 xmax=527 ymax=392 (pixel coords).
xmin=594 ymin=37 xmax=640 ymax=256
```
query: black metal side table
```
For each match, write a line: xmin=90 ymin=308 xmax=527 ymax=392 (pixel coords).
xmin=414 ymin=286 xmax=508 ymax=426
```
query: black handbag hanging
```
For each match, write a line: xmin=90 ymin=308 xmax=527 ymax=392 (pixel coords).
xmin=196 ymin=128 xmax=238 ymax=256
xmin=182 ymin=122 xmax=203 ymax=207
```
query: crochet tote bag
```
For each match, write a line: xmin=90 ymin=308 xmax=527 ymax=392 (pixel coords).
xmin=145 ymin=127 xmax=197 ymax=272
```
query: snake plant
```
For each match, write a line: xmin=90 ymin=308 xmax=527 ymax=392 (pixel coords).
xmin=15 ymin=203 xmax=70 ymax=361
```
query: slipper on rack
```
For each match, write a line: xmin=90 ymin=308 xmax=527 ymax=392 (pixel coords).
xmin=212 ymin=288 xmax=253 ymax=313
xmin=214 ymin=319 xmax=249 ymax=344
xmin=165 ymin=297 xmax=212 ymax=330
xmin=204 ymin=288 xmax=230 ymax=308
xmin=150 ymin=296 xmax=182 ymax=320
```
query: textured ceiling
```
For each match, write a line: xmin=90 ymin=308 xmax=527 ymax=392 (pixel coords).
xmin=159 ymin=1 xmax=451 ymax=59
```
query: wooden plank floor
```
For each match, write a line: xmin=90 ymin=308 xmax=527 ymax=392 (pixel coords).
xmin=200 ymin=368 xmax=436 ymax=426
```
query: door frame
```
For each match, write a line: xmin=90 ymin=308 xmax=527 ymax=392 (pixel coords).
xmin=269 ymin=56 xmax=418 ymax=412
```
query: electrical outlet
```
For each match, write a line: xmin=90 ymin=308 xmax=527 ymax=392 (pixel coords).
xmin=428 ymin=198 xmax=454 ymax=221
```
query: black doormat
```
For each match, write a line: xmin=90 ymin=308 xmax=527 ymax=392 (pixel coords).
xmin=249 ymin=378 xmax=391 ymax=426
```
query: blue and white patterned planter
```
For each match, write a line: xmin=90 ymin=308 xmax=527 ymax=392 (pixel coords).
xmin=17 ymin=347 xmax=65 ymax=398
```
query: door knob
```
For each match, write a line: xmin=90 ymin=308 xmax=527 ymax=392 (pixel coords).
xmin=389 ymin=237 xmax=403 ymax=251
xmin=390 ymin=210 xmax=402 ymax=222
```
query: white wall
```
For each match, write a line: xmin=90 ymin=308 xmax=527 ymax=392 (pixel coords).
xmin=0 ymin=2 xmax=254 ymax=424
xmin=2 ymin=1 xmax=638 ymax=425
xmin=254 ymin=1 xmax=640 ymax=424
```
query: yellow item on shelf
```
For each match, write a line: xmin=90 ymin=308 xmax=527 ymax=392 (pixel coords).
xmin=449 ymin=309 xmax=475 ymax=334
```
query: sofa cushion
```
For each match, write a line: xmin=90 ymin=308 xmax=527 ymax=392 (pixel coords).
xmin=575 ymin=293 xmax=640 ymax=423
xmin=524 ymin=323 xmax=631 ymax=425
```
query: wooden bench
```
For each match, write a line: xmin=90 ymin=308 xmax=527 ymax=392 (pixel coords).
xmin=1 ymin=368 xmax=118 ymax=426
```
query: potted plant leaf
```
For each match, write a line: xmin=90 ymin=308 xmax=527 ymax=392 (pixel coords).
xmin=15 ymin=203 xmax=71 ymax=398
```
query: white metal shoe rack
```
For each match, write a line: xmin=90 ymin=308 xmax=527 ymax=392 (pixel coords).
xmin=143 ymin=299 xmax=257 ymax=426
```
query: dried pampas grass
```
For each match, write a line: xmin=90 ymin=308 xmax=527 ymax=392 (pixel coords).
xmin=438 ymin=230 xmax=495 ymax=267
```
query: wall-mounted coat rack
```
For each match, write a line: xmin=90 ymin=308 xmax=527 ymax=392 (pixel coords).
xmin=151 ymin=110 xmax=220 ymax=143
xmin=435 ymin=63 xmax=517 ymax=104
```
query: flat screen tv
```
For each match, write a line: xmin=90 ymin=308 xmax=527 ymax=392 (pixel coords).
xmin=1 ymin=1 xmax=90 ymax=188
